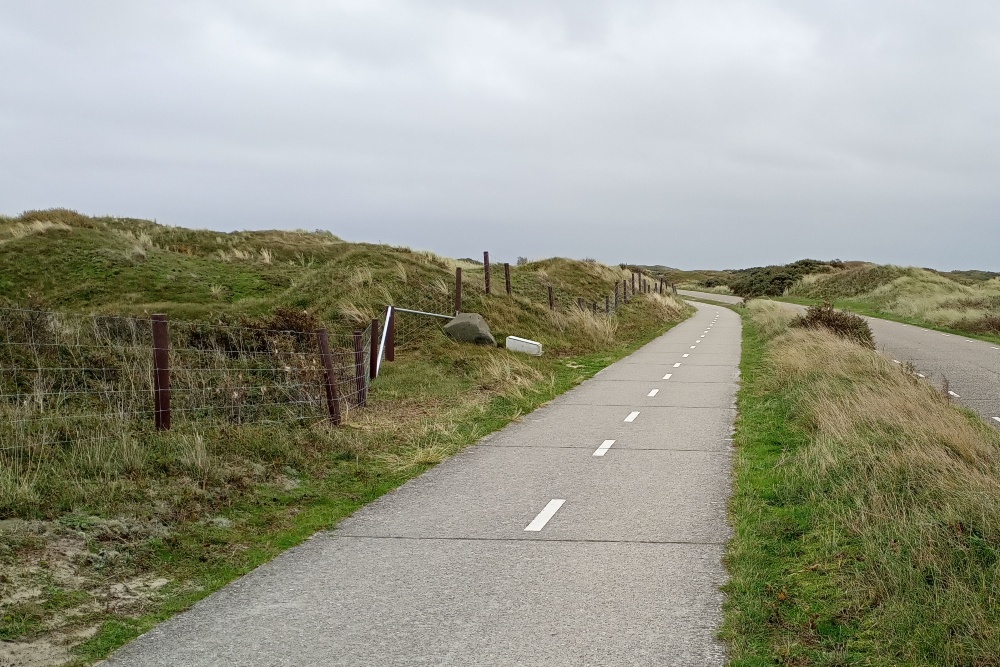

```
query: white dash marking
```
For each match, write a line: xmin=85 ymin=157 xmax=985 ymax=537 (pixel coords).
xmin=624 ymin=411 xmax=640 ymax=423
xmin=892 ymin=360 xmax=900 ymax=364
xmin=663 ymin=373 xmax=673 ymax=380
xmin=992 ymin=417 xmax=1000 ymax=424
xmin=966 ymin=340 xmax=973 ymax=343
xmin=673 ymin=362 xmax=682 ymax=368
xmin=696 ymin=339 xmax=702 ymax=343
xmin=948 ymin=391 xmax=961 ymax=398
xmin=647 ymin=389 xmax=659 ymax=397
xmin=690 ymin=345 xmax=697 ymax=349
xmin=916 ymin=373 xmax=925 ymax=378
xmin=593 ymin=439 xmax=615 ymax=457
xmin=682 ymin=353 xmax=689 ymax=358
xmin=524 ymin=499 xmax=565 ymax=531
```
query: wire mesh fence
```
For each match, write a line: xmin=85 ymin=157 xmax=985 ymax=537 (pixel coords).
xmin=0 ymin=308 xmax=373 ymax=453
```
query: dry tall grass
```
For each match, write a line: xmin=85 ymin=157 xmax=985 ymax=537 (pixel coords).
xmin=549 ymin=306 xmax=619 ymax=347
xmin=755 ymin=311 xmax=1000 ymax=662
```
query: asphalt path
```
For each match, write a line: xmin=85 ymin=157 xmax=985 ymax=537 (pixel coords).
xmin=679 ymin=289 xmax=1000 ymax=428
xmin=104 ymin=303 xmax=741 ymax=666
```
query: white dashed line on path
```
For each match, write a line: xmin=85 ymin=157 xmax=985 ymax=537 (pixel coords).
xmin=690 ymin=346 xmax=696 ymax=349
xmin=662 ymin=373 xmax=672 ymax=380
xmin=948 ymin=391 xmax=961 ymax=398
xmin=524 ymin=499 xmax=565 ymax=531
xmin=682 ymin=353 xmax=689 ymax=358
xmin=647 ymin=389 xmax=659 ymax=397
xmin=916 ymin=373 xmax=925 ymax=378
xmin=624 ymin=411 xmax=640 ymax=423
xmin=673 ymin=363 xmax=682 ymax=368
xmin=593 ymin=440 xmax=616 ymax=457
xmin=993 ymin=417 xmax=1000 ymax=425
xmin=893 ymin=360 xmax=900 ymax=364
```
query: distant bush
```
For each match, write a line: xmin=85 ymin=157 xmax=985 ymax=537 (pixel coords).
xmin=793 ymin=303 xmax=874 ymax=348
xmin=516 ymin=256 xmax=529 ymax=266
xmin=727 ymin=259 xmax=836 ymax=298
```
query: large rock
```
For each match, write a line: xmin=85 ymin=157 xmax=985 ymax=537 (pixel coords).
xmin=444 ymin=312 xmax=496 ymax=346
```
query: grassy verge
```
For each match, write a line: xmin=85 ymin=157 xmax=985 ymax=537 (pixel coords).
xmin=775 ymin=295 xmax=1000 ymax=346
xmin=724 ymin=300 xmax=1000 ymax=665
xmin=1 ymin=296 xmax=688 ymax=666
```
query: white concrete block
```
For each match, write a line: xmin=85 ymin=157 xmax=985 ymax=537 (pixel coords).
xmin=505 ymin=336 xmax=543 ymax=356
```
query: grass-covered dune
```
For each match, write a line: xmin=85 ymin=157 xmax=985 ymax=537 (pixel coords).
xmin=789 ymin=264 xmax=1000 ymax=337
xmin=0 ymin=209 xmax=691 ymax=665
xmin=648 ymin=255 xmax=1000 ymax=340
xmin=725 ymin=300 xmax=1000 ymax=665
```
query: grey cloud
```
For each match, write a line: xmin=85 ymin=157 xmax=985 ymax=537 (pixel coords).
xmin=2 ymin=0 xmax=998 ymax=270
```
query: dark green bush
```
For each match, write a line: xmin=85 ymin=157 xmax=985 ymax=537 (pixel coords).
xmin=793 ymin=303 xmax=875 ymax=348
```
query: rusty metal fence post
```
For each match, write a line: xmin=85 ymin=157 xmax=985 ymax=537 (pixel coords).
xmin=353 ymin=330 xmax=366 ymax=408
xmin=484 ymin=251 xmax=491 ymax=295
xmin=369 ymin=318 xmax=379 ymax=380
xmin=317 ymin=328 xmax=342 ymax=425
xmin=152 ymin=314 xmax=171 ymax=431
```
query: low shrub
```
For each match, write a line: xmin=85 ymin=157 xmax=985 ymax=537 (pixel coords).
xmin=793 ymin=303 xmax=874 ymax=348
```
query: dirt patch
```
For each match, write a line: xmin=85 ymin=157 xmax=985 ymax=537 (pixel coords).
xmin=0 ymin=638 xmax=72 ymax=667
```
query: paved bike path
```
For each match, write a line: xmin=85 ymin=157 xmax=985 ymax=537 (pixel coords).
xmin=106 ymin=303 xmax=740 ymax=666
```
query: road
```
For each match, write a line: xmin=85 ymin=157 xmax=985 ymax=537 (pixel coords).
xmin=679 ymin=289 xmax=1000 ymax=427
xmin=105 ymin=302 xmax=741 ymax=666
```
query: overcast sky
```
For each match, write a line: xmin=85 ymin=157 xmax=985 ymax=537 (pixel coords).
xmin=2 ymin=2 xmax=999 ymax=270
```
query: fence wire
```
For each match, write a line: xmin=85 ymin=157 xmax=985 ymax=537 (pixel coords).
xmin=0 ymin=308 xmax=373 ymax=452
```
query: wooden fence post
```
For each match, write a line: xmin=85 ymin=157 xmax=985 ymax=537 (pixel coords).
xmin=577 ymin=297 xmax=584 ymax=310
xmin=455 ymin=267 xmax=462 ymax=314
xmin=548 ymin=286 xmax=554 ymax=311
xmin=631 ymin=273 xmax=636 ymax=294
xmin=369 ymin=318 xmax=379 ymax=380
xmin=484 ymin=251 xmax=491 ymax=295
xmin=592 ymin=301 xmax=597 ymax=315
xmin=151 ymin=314 xmax=171 ymax=431
xmin=386 ymin=309 xmax=395 ymax=362
xmin=504 ymin=263 xmax=511 ymax=296
xmin=353 ymin=330 xmax=366 ymax=408
xmin=614 ymin=281 xmax=619 ymax=308
xmin=317 ymin=328 xmax=342 ymax=426
xmin=605 ymin=295 xmax=610 ymax=314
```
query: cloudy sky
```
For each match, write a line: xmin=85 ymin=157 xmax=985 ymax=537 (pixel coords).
xmin=2 ymin=1 xmax=998 ymax=270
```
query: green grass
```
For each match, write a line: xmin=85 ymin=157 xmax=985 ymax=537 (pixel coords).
xmin=722 ymin=307 xmax=853 ymax=664
xmin=724 ymin=301 xmax=1000 ymax=665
